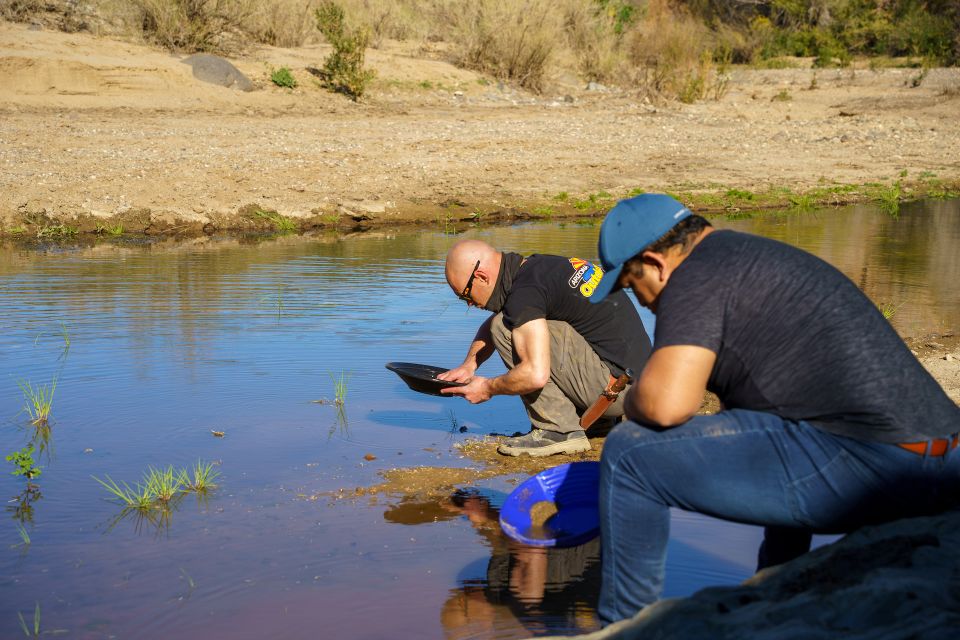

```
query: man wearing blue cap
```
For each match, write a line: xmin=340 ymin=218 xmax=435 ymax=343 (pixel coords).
xmin=590 ymin=193 xmax=960 ymax=624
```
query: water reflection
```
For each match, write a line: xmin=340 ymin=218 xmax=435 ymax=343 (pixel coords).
xmin=7 ymin=483 xmax=42 ymax=524
xmin=0 ymin=200 xmax=957 ymax=639
xmin=101 ymin=494 xmax=186 ymax=538
xmin=386 ymin=490 xmax=602 ymax=639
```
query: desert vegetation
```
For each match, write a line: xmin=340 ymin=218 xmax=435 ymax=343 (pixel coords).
xmin=3 ymin=0 xmax=956 ymax=102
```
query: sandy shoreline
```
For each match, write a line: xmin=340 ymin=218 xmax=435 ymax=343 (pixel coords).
xmin=2 ymin=21 xmax=959 ymax=237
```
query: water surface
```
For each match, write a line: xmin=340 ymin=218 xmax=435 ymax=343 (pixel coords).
xmin=1 ymin=199 xmax=957 ymax=639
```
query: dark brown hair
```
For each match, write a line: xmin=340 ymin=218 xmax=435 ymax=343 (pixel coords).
xmin=624 ymin=215 xmax=712 ymax=275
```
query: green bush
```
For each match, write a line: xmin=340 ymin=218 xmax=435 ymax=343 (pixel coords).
xmin=270 ymin=66 xmax=297 ymax=88
xmin=745 ymin=0 xmax=959 ymax=65
xmin=314 ymin=1 xmax=376 ymax=100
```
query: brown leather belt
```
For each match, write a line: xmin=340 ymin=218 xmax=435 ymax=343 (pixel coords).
xmin=898 ymin=435 xmax=959 ymax=457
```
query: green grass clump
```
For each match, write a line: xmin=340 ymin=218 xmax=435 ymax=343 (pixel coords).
xmin=36 ymin=224 xmax=78 ymax=239
xmin=93 ymin=475 xmax=156 ymax=510
xmin=878 ymin=302 xmax=903 ymax=320
xmin=145 ymin=465 xmax=184 ymax=503
xmin=330 ymin=371 xmax=350 ymax=405
xmin=532 ymin=206 xmax=556 ymax=218
xmin=17 ymin=378 xmax=57 ymax=426
xmin=180 ymin=459 xmax=220 ymax=492
xmin=253 ymin=208 xmax=297 ymax=232
xmin=315 ymin=1 xmax=376 ymax=100
xmin=95 ymin=223 xmax=125 ymax=236
xmin=725 ymin=188 xmax=755 ymax=201
xmin=18 ymin=602 xmax=40 ymax=637
xmin=788 ymin=194 xmax=814 ymax=211
xmin=15 ymin=522 xmax=31 ymax=547
xmin=572 ymin=192 xmax=612 ymax=211
xmin=270 ymin=66 xmax=297 ymax=88
xmin=94 ymin=459 xmax=220 ymax=509
xmin=875 ymin=181 xmax=902 ymax=217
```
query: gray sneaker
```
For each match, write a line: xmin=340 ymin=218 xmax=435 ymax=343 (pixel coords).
xmin=497 ymin=428 xmax=591 ymax=457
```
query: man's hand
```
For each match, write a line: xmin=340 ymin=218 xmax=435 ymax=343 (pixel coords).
xmin=441 ymin=375 xmax=492 ymax=404
xmin=437 ymin=365 xmax=475 ymax=383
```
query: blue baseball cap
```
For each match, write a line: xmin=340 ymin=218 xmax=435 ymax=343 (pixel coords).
xmin=591 ymin=194 xmax=691 ymax=303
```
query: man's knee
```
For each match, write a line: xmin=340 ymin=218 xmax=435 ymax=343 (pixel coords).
xmin=601 ymin=422 xmax=658 ymax=475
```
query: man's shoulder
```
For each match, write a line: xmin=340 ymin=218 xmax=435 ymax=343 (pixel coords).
xmin=688 ymin=229 xmax=817 ymax=272
xmin=515 ymin=254 xmax=584 ymax=282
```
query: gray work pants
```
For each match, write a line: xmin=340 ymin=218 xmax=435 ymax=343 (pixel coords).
xmin=489 ymin=313 xmax=630 ymax=434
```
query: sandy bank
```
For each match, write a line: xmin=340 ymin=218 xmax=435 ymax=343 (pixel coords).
xmin=1 ymin=21 xmax=959 ymax=236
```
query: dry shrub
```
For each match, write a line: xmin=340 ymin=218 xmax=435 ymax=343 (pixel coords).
xmin=339 ymin=0 xmax=420 ymax=48
xmin=0 ymin=0 xmax=45 ymax=21
xmin=560 ymin=0 xmax=627 ymax=83
xmin=2 ymin=0 xmax=96 ymax=31
xmin=443 ymin=0 xmax=562 ymax=93
xmin=244 ymin=0 xmax=317 ymax=48
xmin=626 ymin=0 xmax=723 ymax=101
xmin=129 ymin=0 xmax=255 ymax=52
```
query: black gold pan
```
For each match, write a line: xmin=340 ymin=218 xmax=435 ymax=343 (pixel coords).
xmin=385 ymin=362 xmax=468 ymax=397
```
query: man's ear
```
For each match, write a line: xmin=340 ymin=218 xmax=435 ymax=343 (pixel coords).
xmin=474 ymin=267 xmax=493 ymax=286
xmin=641 ymin=250 xmax=670 ymax=282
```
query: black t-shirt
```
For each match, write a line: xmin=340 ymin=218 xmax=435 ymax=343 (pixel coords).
xmin=502 ymin=254 xmax=651 ymax=377
xmin=655 ymin=230 xmax=959 ymax=442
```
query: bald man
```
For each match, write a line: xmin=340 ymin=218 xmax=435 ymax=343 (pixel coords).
xmin=437 ymin=239 xmax=652 ymax=456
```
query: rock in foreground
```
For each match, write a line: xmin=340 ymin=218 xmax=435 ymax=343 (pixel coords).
xmin=546 ymin=509 xmax=960 ymax=640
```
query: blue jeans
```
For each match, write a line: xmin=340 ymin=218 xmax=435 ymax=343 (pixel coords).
xmin=598 ymin=409 xmax=960 ymax=624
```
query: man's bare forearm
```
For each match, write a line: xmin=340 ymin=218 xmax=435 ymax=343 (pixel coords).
xmin=460 ymin=315 xmax=496 ymax=371
xmin=485 ymin=362 xmax=544 ymax=396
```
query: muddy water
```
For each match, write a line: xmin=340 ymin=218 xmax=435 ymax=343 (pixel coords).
xmin=1 ymin=199 xmax=957 ymax=639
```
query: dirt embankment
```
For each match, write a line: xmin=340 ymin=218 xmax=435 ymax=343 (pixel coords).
xmin=1 ymin=21 xmax=959 ymax=238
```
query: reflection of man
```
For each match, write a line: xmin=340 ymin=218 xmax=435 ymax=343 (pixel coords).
xmin=589 ymin=194 xmax=960 ymax=624
xmin=438 ymin=239 xmax=651 ymax=457
xmin=433 ymin=490 xmax=602 ymax=639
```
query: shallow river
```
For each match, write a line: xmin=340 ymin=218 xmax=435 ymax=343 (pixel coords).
xmin=1 ymin=199 xmax=958 ymax=639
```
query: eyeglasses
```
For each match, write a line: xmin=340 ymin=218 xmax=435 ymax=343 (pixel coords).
xmin=458 ymin=260 xmax=481 ymax=304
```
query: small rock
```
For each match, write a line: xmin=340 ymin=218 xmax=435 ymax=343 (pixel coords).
xmin=211 ymin=430 xmax=225 ymax=437
xmin=945 ymin=354 xmax=955 ymax=362
xmin=338 ymin=199 xmax=387 ymax=221
xmin=364 ymin=453 xmax=377 ymax=461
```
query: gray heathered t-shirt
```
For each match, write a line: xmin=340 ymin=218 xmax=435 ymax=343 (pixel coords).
xmin=655 ymin=230 xmax=959 ymax=442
